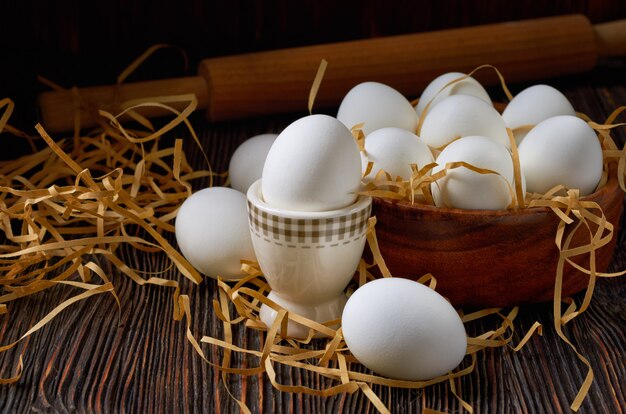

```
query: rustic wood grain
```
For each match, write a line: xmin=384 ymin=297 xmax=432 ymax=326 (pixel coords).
xmin=1 ymin=61 xmax=626 ymax=413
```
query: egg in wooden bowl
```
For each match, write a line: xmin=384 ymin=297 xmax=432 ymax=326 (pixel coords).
xmin=338 ymin=72 xmax=625 ymax=307
xmin=370 ymin=166 xmax=623 ymax=307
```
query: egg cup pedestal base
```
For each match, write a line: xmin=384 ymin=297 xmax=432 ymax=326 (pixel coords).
xmin=259 ymin=291 xmax=347 ymax=338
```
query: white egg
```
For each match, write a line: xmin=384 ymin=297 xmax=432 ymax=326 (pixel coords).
xmin=175 ymin=187 xmax=256 ymax=280
xmin=518 ymin=115 xmax=603 ymax=196
xmin=337 ymin=82 xmax=418 ymax=135
xmin=420 ymin=94 xmax=510 ymax=149
xmin=262 ymin=114 xmax=362 ymax=211
xmin=431 ymin=136 xmax=515 ymax=210
xmin=502 ymin=84 xmax=576 ymax=144
xmin=229 ymin=133 xmax=278 ymax=193
xmin=342 ymin=278 xmax=467 ymax=381
xmin=362 ymin=127 xmax=434 ymax=181
xmin=415 ymin=72 xmax=492 ymax=117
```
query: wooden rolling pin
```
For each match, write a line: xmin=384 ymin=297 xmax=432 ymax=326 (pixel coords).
xmin=38 ymin=14 xmax=626 ymax=133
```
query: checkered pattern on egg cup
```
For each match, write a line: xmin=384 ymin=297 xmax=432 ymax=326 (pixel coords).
xmin=247 ymin=203 xmax=372 ymax=247
xmin=247 ymin=180 xmax=372 ymax=304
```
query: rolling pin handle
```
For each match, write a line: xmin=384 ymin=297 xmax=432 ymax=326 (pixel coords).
xmin=37 ymin=76 xmax=209 ymax=133
xmin=593 ymin=19 xmax=626 ymax=57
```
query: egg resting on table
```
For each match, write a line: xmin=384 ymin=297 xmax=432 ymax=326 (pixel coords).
xmin=342 ymin=278 xmax=467 ymax=381
xmin=175 ymin=187 xmax=256 ymax=280
xmin=229 ymin=133 xmax=278 ymax=193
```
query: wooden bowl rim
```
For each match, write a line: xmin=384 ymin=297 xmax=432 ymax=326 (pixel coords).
xmin=372 ymin=163 xmax=622 ymax=218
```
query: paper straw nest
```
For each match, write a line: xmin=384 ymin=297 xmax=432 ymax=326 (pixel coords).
xmin=0 ymin=50 xmax=625 ymax=413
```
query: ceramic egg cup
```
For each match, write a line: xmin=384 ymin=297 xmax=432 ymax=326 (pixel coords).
xmin=247 ymin=180 xmax=372 ymax=338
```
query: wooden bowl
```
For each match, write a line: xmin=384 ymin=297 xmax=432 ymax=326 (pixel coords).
xmin=370 ymin=170 xmax=624 ymax=307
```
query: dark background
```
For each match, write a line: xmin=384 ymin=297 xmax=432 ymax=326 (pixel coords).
xmin=1 ymin=2 xmax=626 ymax=412
xmin=1 ymin=0 xmax=626 ymax=131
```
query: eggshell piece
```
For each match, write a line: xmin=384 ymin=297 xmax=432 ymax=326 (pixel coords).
xmin=342 ymin=278 xmax=467 ymax=381
xmin=415 ymin=72 xmax=492 ymax=117
xmin=518 ymin=115 xmax=603 ymax=196
xmin=175 ymin=187 xmax=256 ymax=280
xmin=362 ymin=127 xmax=434 ymax=180
xmin=420 ymin=94 xmax=510 ymax=149
xmin=431 ymin=136 xmax=515 ymax=210
xmin=337 ymin=82 xmax=418 ymax=135
xmin=502 ymin=84 xmax=576 ymax=144
xmin=229 ymin=133 xmax=278 ymax=193
xmin=261 ymin=114 xmax=362 ymax=211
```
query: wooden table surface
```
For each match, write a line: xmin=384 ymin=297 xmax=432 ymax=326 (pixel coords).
xmin=1 ymin=60 xmax=626 ymax=413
